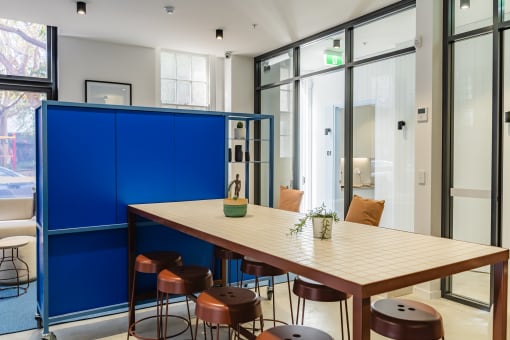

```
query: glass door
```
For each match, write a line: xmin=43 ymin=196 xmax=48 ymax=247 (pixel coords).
xmin=299 ymin=70 xmax=345 ymax=215
xmin=352 ymin=54 xmax=415 ymax=230
xmin=448 ymin=34 xmax=493 ymax=305
xmin=503 ymin=31 xmax=510 ymax=260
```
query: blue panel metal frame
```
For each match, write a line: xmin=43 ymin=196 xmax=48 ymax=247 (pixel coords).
xmin=36 ymin=101 xmax=275 ymax=334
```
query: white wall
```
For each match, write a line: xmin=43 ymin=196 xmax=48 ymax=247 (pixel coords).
xmin=226 ymin=56 xmax=254 ymax=113
xmin=58 ymin=36 xmax=156 ymax=106
xmin=413 ymin=0 xmax=443 ymax=299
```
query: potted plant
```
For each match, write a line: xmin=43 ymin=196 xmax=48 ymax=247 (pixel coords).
xmin=290 ymin=203 xmax=340 ymax=239
xmin=234 ymin=121 xmax=245 ymax=139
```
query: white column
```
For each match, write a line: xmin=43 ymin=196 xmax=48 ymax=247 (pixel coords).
xmin=413 ymin=0 xmax=443 ymax=299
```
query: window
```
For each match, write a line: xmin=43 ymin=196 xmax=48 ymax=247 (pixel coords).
xmin=0 ymin=19 xmax=47 ymax=78
xmin=0 ymin=18 xmax=57 ymax=198
xmin=160 ymin=51 xmax=209 ymax=108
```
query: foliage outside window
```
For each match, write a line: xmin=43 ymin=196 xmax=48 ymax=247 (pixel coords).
xmin=0 ymin=18 xmax=50 ymax=198
xmin=0 ymin=18 xmax=47 ymax=78
xmin=160 ymin=50 xmax=209 ymax=108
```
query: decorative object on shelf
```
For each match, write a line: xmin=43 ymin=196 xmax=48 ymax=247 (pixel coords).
xmin=224 ymin=174 xmax=248 ymax=217
xmin=235 ymin=145 xmax=243 ymax=162
xmin=289 ymin=203 xmax=339 ymax=239
xmin=228 ymin=148 xmax=232 ymax=162
xmin=85 ymin=80 xmax=132 ymax=105
xmin=245 ymin=151 xmax=250 ymax=162
xmin=234 ymin=121 xmax=245 ymax=139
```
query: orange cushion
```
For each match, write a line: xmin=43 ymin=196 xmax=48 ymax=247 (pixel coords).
xmin=345 ymin=195 xmax=385 ymax=226
xmin=277 ymin=186 xmax=304 ymax=212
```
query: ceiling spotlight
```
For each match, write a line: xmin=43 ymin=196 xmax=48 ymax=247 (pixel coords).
xmin=333 ymin=39 xmax=341 ymax=49
xmin=460 ymin=0 xmax=470 ymax=9
xmin=216 ymin=29 xmax=223 ymax=40
xmin=164 ymin=6 xmax=174 ymax=14
xmin=76 ymin=1 xmax=86 ymax=15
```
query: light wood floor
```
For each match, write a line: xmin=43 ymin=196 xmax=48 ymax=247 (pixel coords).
xmin=0 ymin=275 xmax=500 ymax=340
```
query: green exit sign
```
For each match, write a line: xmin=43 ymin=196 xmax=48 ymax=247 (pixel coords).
xmin=324 ymin=53 xmax=343 ymax=66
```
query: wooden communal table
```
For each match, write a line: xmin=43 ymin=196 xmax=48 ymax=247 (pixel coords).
xmin=128 ymin=199 xmax=508 ymax=340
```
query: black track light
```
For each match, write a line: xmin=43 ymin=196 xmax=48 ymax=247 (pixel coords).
xmin=77 ymin=1 xmax=86 ymax=15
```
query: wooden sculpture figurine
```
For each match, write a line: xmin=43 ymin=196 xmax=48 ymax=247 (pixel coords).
xmin=224 ymin=174 xmax=248 ymax=217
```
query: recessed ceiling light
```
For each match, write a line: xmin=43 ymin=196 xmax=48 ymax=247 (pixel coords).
xmin=76 ymin=1 xmax=86 ymax=15
xmin=216 ymin=29 xmax=223 ymax=40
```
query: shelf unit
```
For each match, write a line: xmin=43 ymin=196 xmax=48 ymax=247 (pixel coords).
xmin=226 ymin=113 xmax=274 ymax=207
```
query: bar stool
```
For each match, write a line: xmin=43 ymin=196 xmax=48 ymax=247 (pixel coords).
xmin=213 ymin=245 xmax=243 ymax=287
xmin=240 ymin=257 xmax=294 ymax=327
xmin=128 ymin=251 xmax=182 ymax=340
xmin=257 ymin=325 xmax=333 ymax=340
xmin=292 ymin=276 xmax=350 ymax=340
xmin=0 ymin=236 xmax=30 ymax=298
xmin=157 ymin=265 xmax=214 ymax=339
xmin=371 ymin=298 xmax=445 ymax=340
xmin=194 ymin=286 xmax=263 ymax=339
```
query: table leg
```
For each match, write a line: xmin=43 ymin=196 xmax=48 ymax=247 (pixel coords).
xmin=352 ymin=296 xmax=371 ymax=340
xmin=493 ymin=261 xmax=508 ymax=340
xmin=127 ymin=211 xmax=136 ymax=328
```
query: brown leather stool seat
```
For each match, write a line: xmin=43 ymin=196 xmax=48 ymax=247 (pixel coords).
xmin=371 ymin=298 xmax=445 ymax=340
xmin=292 ymin=276 xmax=351 ymax=340
xmin=128 ymin=251 xmax=183 ymax=340
xmin=157 ymin=265 xmax=214 ymax=339
xmin=257 ymin=325 xmax=334 ymax=340
xmin=194 ymin=286 xmax=263 ymax=339
xmin=213 ymin=246 xmax=243 ymax=286
xmin=240 ymin=256 xmax=294 ymax=327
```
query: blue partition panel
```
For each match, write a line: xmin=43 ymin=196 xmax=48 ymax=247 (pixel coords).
xmin=48 ymin=229 xmax=127 ymax=316
xmin=116 ymin=112 xmax=176 ymax=223
xmin=46 ymin=106 xmax=117 ymax=228
xmin=172 ymin=114 xmax=226 ymax=201
xmin=36 ymin=102 xmax=243 ymax=329
xmin=35 ymin=107 xmax=44 ymax=227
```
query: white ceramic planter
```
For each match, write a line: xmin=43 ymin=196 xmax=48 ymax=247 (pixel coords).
xmin=234 ymin=128 xmax=245 ymax=139
xmin=312 ymin=217 xmax=333 ymax=239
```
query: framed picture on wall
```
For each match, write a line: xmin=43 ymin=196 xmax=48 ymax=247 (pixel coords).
xmin=85 ymin=80 xmax=132 ymax=105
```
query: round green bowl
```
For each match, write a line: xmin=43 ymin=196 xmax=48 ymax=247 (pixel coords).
xmin=223 ymin=198 xmax=248 ymax=217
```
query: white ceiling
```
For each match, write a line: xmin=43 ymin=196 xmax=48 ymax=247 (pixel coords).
xmin=3 ymin=0 xmax=400 ymax=58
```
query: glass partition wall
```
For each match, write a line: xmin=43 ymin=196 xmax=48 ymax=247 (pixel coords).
xmin=443 ymin=0 xmax=510 ymax=309
xmin=255 ymin=1 xmax=416 ymax=231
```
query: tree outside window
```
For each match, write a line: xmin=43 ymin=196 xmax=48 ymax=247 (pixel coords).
xmin=0 ymin=18 xmax=49 ymax=197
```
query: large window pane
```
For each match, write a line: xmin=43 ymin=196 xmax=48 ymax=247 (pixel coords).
xmin=0 ymin=90 xmax=45 ymax=198
xmin=160 ymin=51 xmax=176 ymax=79
xmin=176 ymin=54 xmax=191 ymax=80
xmin=506 ymin=1 xmax=510 ymax=21
xmin=450 ymin=34 xmax=492 ymax=305
xmin=299 ymin=70 xmax=344 ymax=215
xmin=261 ymin=84 xmax=294 ymax=206
xmin=160 ymin=50 xmax=209 ymax=108
xmin=0 ymin=18 xmax=47 ymax=78
xmin=300 ymin=32 xmax=345 ymax=75
xmin=191 ymin=56 xmax=207 ymax=81
xmin=454 ymin=0 xmax=492 ymax=34
xmin=260 ymin=50 xmax=293 ymax=86
xmin=353 ymin=54 xmax=415 ymax=231
xmin=353 ymin=8 xmax=415 ymax=61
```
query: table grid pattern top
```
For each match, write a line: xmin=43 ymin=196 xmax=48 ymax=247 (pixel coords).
xmin=131 ymin=200 xmax=508 ymax=289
